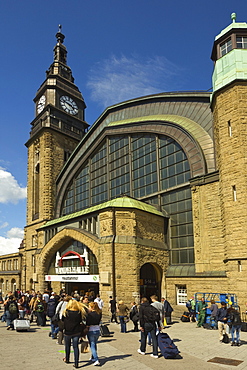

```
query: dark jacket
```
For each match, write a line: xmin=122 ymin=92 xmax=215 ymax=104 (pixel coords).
xmin=130 ymin=305 xmax=139 ymax=322
xmin=47 ymin=298 xmax=58 ymax=318
xmin=139 ymin=301 xmax=160 ymax=327
xmin=229 ymin=309 xmax=241 ymax=326
xmin=216 ymin=307 xmax=229 ymax=323
xmin=62 ymin=310 xmax=83 ymax=336
xmin=86 ymin=311 xmax=102 ymax=326
xmin=163 ymin=300 xmax=173 ymax=315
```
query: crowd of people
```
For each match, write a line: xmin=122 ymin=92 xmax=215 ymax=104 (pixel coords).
xmin=1 ymin=288 xmax=244 ymax=365
xmin=0 ymin=289 xmax=173 ymax=365
xmin=0 ymin=289 xmax=103 ymax=367
xmin=186 ymin=296 xmax=243 ymax=346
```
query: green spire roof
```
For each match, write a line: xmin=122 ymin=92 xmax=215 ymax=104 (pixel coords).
xmin=40 ymin=196 xmax=164 ymax=229
xmin=214 ymin=13 xmax=247 ymax=41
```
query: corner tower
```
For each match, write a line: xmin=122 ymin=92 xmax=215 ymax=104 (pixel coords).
xmin=211 ymin=14 xmax=247 ymax=295
xmin=23 ymin=27 xmax=88 ymax=290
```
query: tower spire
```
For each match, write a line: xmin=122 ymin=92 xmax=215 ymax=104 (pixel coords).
xmin=55 ymin=24 xmax=65 ymax=45
xmin=46 ymin=25 xmax=74 ymax=82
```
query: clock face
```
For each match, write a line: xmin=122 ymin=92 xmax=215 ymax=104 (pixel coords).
xmin=60 ymin=95 xmax=78 ymax=115
xmin=37 ymin=95 xmax=46 ymax=114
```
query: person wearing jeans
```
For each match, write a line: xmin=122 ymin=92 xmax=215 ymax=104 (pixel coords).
xmin=229 ymin=307 xmax=242 ymax=346
xmin=86 ymin=302 xmax=102 ymax=366
xmin=117 ymin=300 xmax=129 ymax=333
xmin=138 ymin=297 xmax=161 ymax=359
xmin=62 ymin=299 xmax=87 ymax=368
xmin=64 ymin=334 xmax=80 ymax=367
xmin=216 ymin=301 xmax=229 ymax=341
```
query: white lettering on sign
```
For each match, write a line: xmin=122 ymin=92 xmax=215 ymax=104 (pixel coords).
xmin=55 ymin=266 xmax=89 ymax=274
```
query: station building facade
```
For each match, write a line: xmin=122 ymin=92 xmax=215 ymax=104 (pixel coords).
xmin=1 ymin=15 xmax=247 ymax=310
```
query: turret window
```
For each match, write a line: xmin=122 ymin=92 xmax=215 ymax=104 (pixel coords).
xmin=236 ymin=36 xmax=247 ymax=49
xmin=220 ymin=38 xmax=232 ymax=56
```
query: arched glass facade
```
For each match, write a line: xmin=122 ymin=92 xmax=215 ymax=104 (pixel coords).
xmin=62 ymin=133 xmax=193 ymax=264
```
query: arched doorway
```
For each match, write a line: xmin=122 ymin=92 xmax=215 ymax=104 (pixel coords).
xmin=45 ymin=239 xmax=99 ymax=297
xmin=140 ymin=263 xmax=162 ymax=300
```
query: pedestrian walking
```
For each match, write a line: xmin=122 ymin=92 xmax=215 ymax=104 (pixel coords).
xmin=109 ymin=296 xmax=118 ymax=323
xmin=117 ymin=300 xmax=129 ymax=333
xmin=86 ymin=301 xmax=102 ymax=366
xmin=130 ymin=301 xmax=139 ymax=332
xmin=138 ymin=297 xmax=161 ymax=359
xmin=62 ymin=299 xmax=87 ymax=368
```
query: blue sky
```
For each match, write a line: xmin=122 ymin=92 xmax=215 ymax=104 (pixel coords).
xmin=0 ymin=0 xmax=246 ymax=254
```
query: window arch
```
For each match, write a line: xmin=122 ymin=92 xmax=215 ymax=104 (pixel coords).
xmin=61 ymin=133 xmax=194 ymax=264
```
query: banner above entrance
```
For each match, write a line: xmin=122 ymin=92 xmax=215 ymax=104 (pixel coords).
xmin=45 ymin=274 xmax=99 ymax=282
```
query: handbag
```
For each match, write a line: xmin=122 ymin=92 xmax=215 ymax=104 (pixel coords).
xmin=80 ymin=322 xmax=89 ymax=337
xmin=81 ymin=339 xmax=89 ymax=353
xmin=51 ymin=313 xmax=59 ymax=325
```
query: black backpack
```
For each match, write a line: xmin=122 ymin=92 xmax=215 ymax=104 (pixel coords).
xmin=47 ymin=300 xmax=57 ymax=317
xmin=144 ymin=305 xmax=160 ymax=323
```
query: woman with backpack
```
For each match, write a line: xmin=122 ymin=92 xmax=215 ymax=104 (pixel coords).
xmin=5 ymin=295 xmax=18 ymax=330
xmin=34 ymin=294 xmax=47 ymax=326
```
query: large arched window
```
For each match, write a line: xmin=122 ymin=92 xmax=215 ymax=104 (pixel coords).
xmin=61 ymin=133 xmax=194 ymax=264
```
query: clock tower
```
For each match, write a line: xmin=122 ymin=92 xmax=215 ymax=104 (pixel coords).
xmin=211 ymin=13 xmax=247 ymax=297
xmin=23 ymin=27 xmax=89 ymax=290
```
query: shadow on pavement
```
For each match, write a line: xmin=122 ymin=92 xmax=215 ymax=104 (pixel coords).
xmin=99 ymin=338 xmax=116 ymax=343
xmin=79 ymin=354 xmax=132 ymax=367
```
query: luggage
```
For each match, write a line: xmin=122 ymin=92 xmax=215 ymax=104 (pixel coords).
xmin=241 ymin=322 xmax=247 ymax=332
xmin=157 ymin=332 xmax=180 ymax=359
xmin=13 ymin=319 xmax=30 ymax=331
xmin=180 ymin=311 xmax=190 ymax=322
xmin=100 ymin=324 xmax=111 ymax=337
xmin=241 ymin=312 xmax=247 ymax=331
xmin=80 ymin=339 xmax=89 ymax=353
xmin=222 ymin=333 xmax=229 ymax=344
xmin=203 ymin=323 xmax=212 ymax=330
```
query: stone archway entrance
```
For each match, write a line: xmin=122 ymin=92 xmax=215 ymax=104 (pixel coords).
xmin=140 ymin=263 xmax=162 ymax=300
xmin=44 ymin=238 xmax=99 ymax=298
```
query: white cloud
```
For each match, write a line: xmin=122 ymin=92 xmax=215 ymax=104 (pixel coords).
xmin=0 ymin=222 xmax=9 ymax=229
xmin=7 ymin=227 xmax=24 ymax=239
xmin=0 ymin=167 xmax=26 ymax=204
xmin=87 ymin=54 xmax=183 ymax=107
xmin=0 ymin=227 xmax=24 ymax=255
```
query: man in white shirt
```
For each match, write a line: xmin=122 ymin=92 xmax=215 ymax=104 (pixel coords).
xmin=94 ymin=294 xmax=104 ymax=310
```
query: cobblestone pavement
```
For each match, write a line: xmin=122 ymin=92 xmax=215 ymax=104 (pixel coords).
xmin=1 ymin=314 xmax=247 ymax=369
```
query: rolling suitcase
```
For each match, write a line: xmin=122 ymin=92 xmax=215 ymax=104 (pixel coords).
xmin=157 ymin=332 xmax=179 ymax=359
xmin=13 ymin=318 xmax=30 ymax=331
xmin=100 ymin=324 xmax=111 ymax=337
